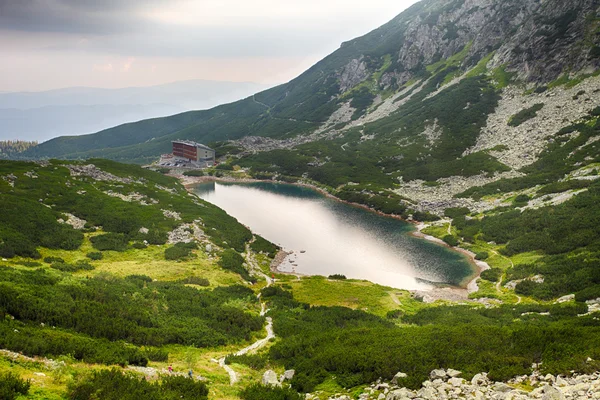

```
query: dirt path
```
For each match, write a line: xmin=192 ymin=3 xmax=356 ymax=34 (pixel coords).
xmin=252 ymin=95 xmax=271 ymax=110
xmin=389 ymin=292 xmax=402 ymax=306
xmin=491 ymin=250 xmax=514 ymax=295
xmin=213 ymin=246 xmax=274 ymax=385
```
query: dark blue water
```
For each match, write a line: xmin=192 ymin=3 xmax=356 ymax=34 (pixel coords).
xmin=194 ymin=181 xmax=474 ymax=290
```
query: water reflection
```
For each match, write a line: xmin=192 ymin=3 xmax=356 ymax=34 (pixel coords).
xmin=194 ymin=182 xmax=474 ymax=290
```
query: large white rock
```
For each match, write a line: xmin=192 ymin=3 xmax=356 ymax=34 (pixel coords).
xmin=429 ymin=369 xmax=447 ymax=380
xmin=448 ymin=377 xmax=463 ymax=387
xmin=542 ymin=385 xmax=565 ymax=400
xmin=386 ymin=388 xmax=414 ymax=400
xmin=471 ymin=372 xmax=490 ymax=386
xmin=262 ymin=370 xmax=280 ymax=386
xmin=446 ymin=368 xmax=462 ymax=378
xmin=391 ymin=372 xmax=408 ymax=384
xmin=281 ymin=369 xmax=295 ymax=381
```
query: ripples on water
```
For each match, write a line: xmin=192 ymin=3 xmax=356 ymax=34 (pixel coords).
xmin=195 ymin=181 xmax=474 ymax=290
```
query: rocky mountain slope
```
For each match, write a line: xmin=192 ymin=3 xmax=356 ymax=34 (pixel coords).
xmin=21 ymin=0 xmax=600 ymax=164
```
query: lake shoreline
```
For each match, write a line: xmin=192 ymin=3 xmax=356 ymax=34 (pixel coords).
xmin=179 ymin=175 xmax=487 ymax=297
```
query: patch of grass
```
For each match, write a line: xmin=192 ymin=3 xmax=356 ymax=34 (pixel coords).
xmin=491 ymin=66 xmax=515 ymax=89
xmin=284 ymin=276 xmax=421 ymax=317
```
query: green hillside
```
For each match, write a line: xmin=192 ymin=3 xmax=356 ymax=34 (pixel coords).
xmin=1 ymin=159 xmax=599 ymax=399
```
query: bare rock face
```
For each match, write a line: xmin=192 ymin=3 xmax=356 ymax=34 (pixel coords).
xmin=343 ymin=0 xmax=600 ymax=93
xmin=338 ymin=57 xmax=370 ymax=92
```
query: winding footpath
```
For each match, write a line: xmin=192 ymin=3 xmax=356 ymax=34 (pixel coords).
xmin=490 ymin=250 xmax=521 ymax=303
xmin=213 ymin=246 xmax=274 ymax=385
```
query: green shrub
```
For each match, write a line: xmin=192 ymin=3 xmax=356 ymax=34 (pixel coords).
xmin=216 ymin=164 xmax=234 ymax=171
xmin=68 ymin=369 xmax=208 ymax=400
xmin=51 ymin=261 xmax=95 ymax=272
xmin=575 ymin=286 xmax=600 ymax=302
xmin=165 ymin=242 xmax=197 ymax=261
xmin=145 ymin=230 xmax=168 ymax=245
xmin=143 ymin=348 xmax=169 ymax=362
xmin=508 ymin=104 xmax=544 ymax=127
xmin=443 ymin=235 xmax=459 ymax=246
xmin=444 ymin=207 xmax=470 ymax=219
xmin=131 ymin=242 xmax=147 ymax=249
xmin=240 ymin=383 xmax=303 ymax=400
xmin=0 ymin=196 xmax=83 ymax=259
xmin=475 ymin=251 xmax=489 ymax=260
xmin=15 ymin=261 xmax=42 ymax=268
xmin=328 ymin=274 xmax=347 ymax=280
xmin=219 ymin=249 xmax=256 ymax=283
xmin=515 ymin=280 xmax=539 ymax=296
xmin=44 ymin=256 xmax=65 ymax=264
xmin=480 ymin=268 xmax=502 ymax=282
xmin=86 ymin=252 xmax=103 ymax=260
xmin=90 ymin=233 xmax=129 ymax=252
xmin=250 ymin=235 xmax=279 ymax=257
xmin=0 ymin=268 xmax=263 ymax=350
xmin=513 ymin=194 xmax=530 ymax=204
xmin=0 ymin=371 xmax=30 ymax=400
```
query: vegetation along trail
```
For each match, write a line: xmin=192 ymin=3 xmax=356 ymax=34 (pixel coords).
xmin=214 ymin=257 xmax=274 ymax=386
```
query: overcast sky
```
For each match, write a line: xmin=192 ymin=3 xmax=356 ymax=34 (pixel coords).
xmin=0 ymin=0 xmax=419 ymax=92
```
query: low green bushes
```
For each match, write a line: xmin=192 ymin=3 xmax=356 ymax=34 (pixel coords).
xmin=480 ymin=268 xmax=502 ymax=282
xmin=165 ymin=242 xmax=197 ymax=261
xmin=0 ymin=267 xmax=263 ymax=349
xmin=50 ymin=260 xmax=95 ymax=272
xmin=90 ymin=233 xmax=129 ymax=252
xmin=240 ymin=383 xmax=303 ymax=400
xmin=68 ymin=369 xmax=208 ymax=400
xmin=0 ymin=371 xmax=30 ymax=400
xmin=86 ymin=251 xmax=103 ymax=260
xmin=508 ymin=104 xmax=544 ymax=127
xmin=443 ymin=235 xmax=459 ymax=246
xmin=250 ymin=235 xmax=279 ymax=257
xmin=219 ymin=249 xmax=256 ymax=283
xmin=263 ymin=288 xmax=600 ymax=392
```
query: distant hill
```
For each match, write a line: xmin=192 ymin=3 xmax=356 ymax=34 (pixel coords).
xmin=0 ymin=80 xmax=271 ymax=142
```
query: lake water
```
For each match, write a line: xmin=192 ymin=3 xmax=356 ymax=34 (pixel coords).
xmin=194 ymin=181 xmax=475 ymax=290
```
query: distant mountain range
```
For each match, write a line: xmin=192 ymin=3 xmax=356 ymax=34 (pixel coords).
xmin=0 ymin=80 xmax=271 ymax=142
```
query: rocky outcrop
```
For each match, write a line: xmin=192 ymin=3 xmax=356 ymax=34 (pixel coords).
xmin=324 ymin=368 xmax=600 ymax=400
xmin=465 ymin=76 xmax=600 ymax=170
xmin=167 ymin=221 xmax=204 ymax=244
xmin=57 ymin=213 xmax=86 ymax=230
xmin=66 ymin=164 xmax=133 ymax=184
xmin=376 ymin=0 xmax=600 ymax=88
xmin=338 ymin=58 xmax=370 ymax=92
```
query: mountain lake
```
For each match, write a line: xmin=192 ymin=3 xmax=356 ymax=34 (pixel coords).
xmin=194 ymin=181 xmax=476 ymax=290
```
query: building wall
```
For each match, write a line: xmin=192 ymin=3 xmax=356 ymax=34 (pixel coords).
xmin=173 ymin=142 xmax=199 ymax=161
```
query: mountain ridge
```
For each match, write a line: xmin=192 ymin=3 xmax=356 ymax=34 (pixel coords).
xmin=21 ymin=0 xmax=600 ymax=162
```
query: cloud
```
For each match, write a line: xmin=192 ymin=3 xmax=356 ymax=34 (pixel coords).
xmin=0 ymin=0 xmax=164 ymax=34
